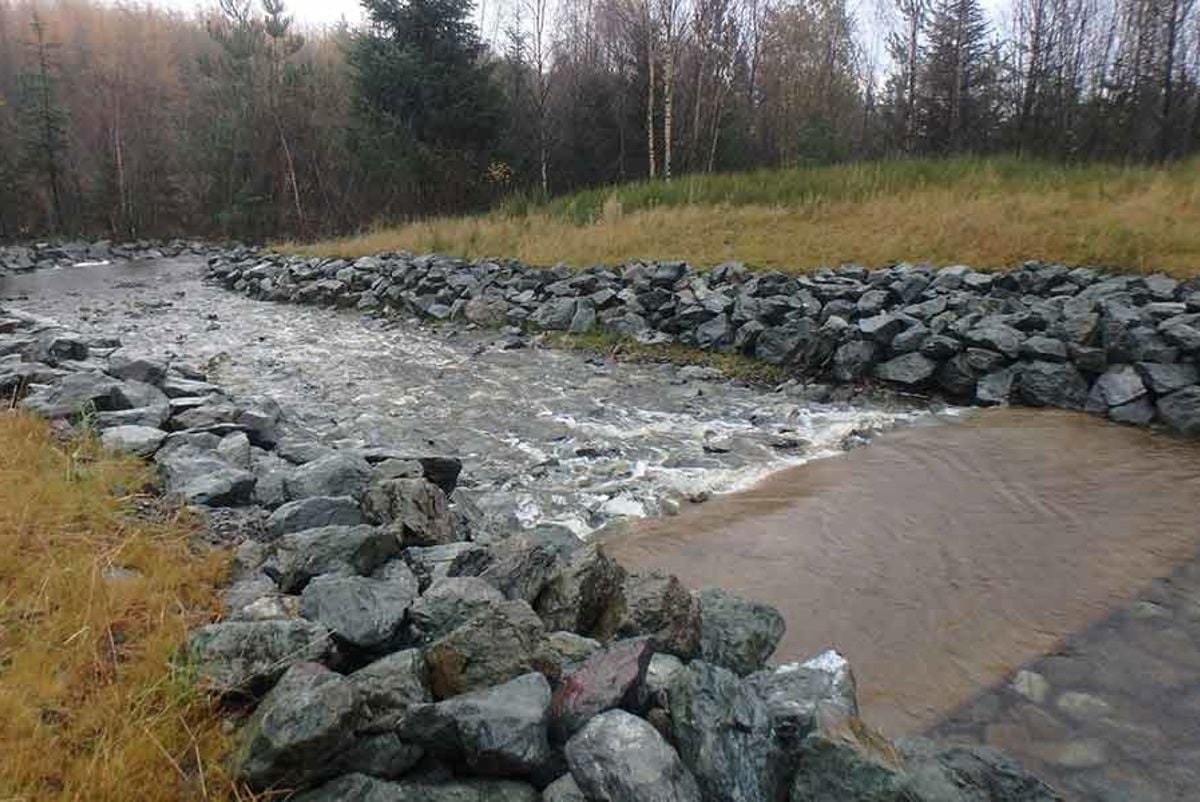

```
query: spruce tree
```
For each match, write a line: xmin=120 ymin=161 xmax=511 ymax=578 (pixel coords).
xmin=915 ymin=0 xmax=997 ymax=152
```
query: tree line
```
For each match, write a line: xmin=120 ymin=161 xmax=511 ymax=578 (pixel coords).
xmin=0 ymin=0 xmax=1197 ymax=241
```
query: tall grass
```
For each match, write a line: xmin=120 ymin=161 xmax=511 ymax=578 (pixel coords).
xmin=286 ymin=155 xmax=1200 ymax=276
xmin=0 ymin=412 xmax=237 ymax=801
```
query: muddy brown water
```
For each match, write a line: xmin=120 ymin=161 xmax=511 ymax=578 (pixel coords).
xmin=604 ymin=407 xmax=1200 ymax=738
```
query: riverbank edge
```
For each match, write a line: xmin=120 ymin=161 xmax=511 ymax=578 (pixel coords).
xmin=1 ymin=259 xmax=1061 ymax=800
xmin=207 ymin=247 xmax=1200 ymax=439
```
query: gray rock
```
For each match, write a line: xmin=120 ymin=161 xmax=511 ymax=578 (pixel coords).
xmin=1137 ymin=361 xmax=1199 ymax=395
xmin=543 ymin=631 xmax=603 ymax=668
xmin=669 ymin=661 xmax=785 ymax=802
xmin=965 ymin=321 xmax=1023 ymax=358
xmin=405 ymin=542 xmax=490 ymax=589
xmin=351 ymin=648 xmax=433 ymax=726
xmin=873 ymin=353 xmax=937 ymax=387
xmin=919 ymin=335 xmax=961 ymax=360
xmin=551 ymin=637 xmax=654 ymax=738
xmin=300 ymin=573 xmax=416 ymax=649
xmin=890 ymin=324 xmax=929 ymax=355
xmin=425 ymin=599 xmax=547 ymax=699
xmin=107 ymin=349 xmax=167 ymax=385
xmin=831 ymin=341 xmax=878 ymax=382
xmin=1160 ymin=319 xmax=1200 ymax=351
xmin=697 ymin=588 xmax=785 ymax=676
xmin=409 ymin=577 xmax=506 ymax=642
xmin=1087 ymin=364 xmax=1147 ymax=409
xmin=565 ymin=709 xmax=701 ymax=802
xmin=745 ymin=649 xmax=859 ymax=741
xmin=401 ymin=672 xmax=553 ymax=778
xmin=857 ymin=313 xmax=909 ymax=343
xmin=234 ymin=662 xmax=358 ymax=790
xmin=570 ymin=300 xmax=598 ymax=334
xmin=976 ymin=366 xmax=1017 ymax=405
xmin=269 ymin=496 xmax=365 ymax=536
xmin=20 ymin=371 xmax=124 ymax=418
xmin=1020 ymin=336 xmax=1068 ymax=362
xmin=1108 ymin=396 xmax=1156 ymax=426
xmin=531 ymin=298 xmax=578 ymax=330
xmin=293 ymin=775 xmax=539 ymax=802
xmin=336 ymin=732 xmax=423 ymax=780
xmin=754 ymin=320 xmax=815 ymax=366
xmin=286 ymin=452 xmax=374 ymax=500
xmin=100 ymin=424 xmax=166 ymax=457
xmin=601 ymin=571 xmax=701 ymax=659
xmin=535 ymin=544 xmax=626 ymax=635
xmin=787 ymin=705 xmax=909 ymax=802
xmin=1015 ymin=360 xmax=1089 ymax=409
xmin=270 ymin=525 xmax=402 ymax=593
xmin=474 ymin=535 xmax=561 ymax=603
xmin=216 ymin=430 xmax=252 ymax=468
xmin=156 ymin=444 xmax=256 ymax=506
xmin=188 ymin=619 xmax=333 ymax=695
xmin=543 ymin=773 xmax=588 ymax=802
xmin=363 ymin=478 xmax=456 ymax=546
xmin=1158 ymin=386 xmax=1200 ymax=436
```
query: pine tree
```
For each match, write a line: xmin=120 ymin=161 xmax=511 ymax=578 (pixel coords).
xmin=915 ymin=0 xmax=997 ymax=152
xmin=18 ymin=13 xmax=68 ymax=233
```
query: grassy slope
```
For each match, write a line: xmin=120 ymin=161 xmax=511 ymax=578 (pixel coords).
xmin=0 ymin=413 xmax=236 ymax=801
xmin=289 ymin=156 xmax=1200 ymax=276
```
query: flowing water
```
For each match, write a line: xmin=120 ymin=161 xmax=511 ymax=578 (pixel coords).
xmin=0 ymin=257 xmax=917 ymax=535
xmin=605 ymin=407 xmax=1200 ymax=740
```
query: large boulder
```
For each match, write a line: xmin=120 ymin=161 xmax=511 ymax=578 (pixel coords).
xmin=1015 ymin=360 xmax=1089 ymax=409
xmin=1158 ymin=386 xmax=1200 ymax=436
xmin=300 ymin=573 xmax=417 ymax=650
xmin=473 ymin=535 xmax=561 ymax=603
xmin=565 ymin=709 xmax=702 ymax=802
xmin=409 ymin=577 xmax=506 ymax=643
xmin=1137 ymin=361 xmax=1198 ymax=395
xmin=425 ymin=600 xmax=548 ymax=698
xmin=351 ymin=648 xmax=433 ymax=727
xmin=873 ymin=353 xmax=937 ymax=387
xmin=551 ymin=637 xmax=654 ymax=739
xmin=696 ymin=588 xmax=785 ymax=677
xmin=363 ymin=478 xmax=456 ymax=546
xmin=156 ymin=443 xmax=256 ymax=507
xmin=600 ymin=571 xmax=701 ymax=659
xmin=535 ymin=545 xmax=626 ymax=635
xmin=745 ymin=649 xmax=859 ymax=742
xmin=234 ymin=662 xmax=359 ymax=790
xmin=268 ymin=495 xmax=365 ymax=536
xmin=107 ymin=349 xmax=168 ymax=385
xmin=668 ymin=661 xmax=786 ymax=802
xmin=188 ymin=619 xmax=333 ymax=696
xmin=286 ymin=452 xmax=374 ymax=500
xmin=100 ymin=424 xmax=167 ymax=457
xmin=268 ymin=525 xmax=402 ymax=593
xmin=1085 ymin=364 xmax=1147 ymax=410
xmin=401 ymin=672 xmax=554 ymax=778
xmin=20 ymin=371 xmax=125 ymax=419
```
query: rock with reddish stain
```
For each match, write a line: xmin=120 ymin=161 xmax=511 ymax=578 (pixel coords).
xmin=550 ymin=637 xmax=653 ymax=739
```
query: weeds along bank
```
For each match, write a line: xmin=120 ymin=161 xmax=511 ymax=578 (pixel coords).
xmin=212 ymin=249 xmax=1200 ymax=438
xmin=3 ymin=251 xmax=1062 ymax=801
xmin=291 ymin=157 xmax=1200 ymax=274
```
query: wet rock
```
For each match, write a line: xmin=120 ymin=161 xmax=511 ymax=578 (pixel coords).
xmin=536 ymin=544 xmax=626 ymax=635
xmin=286 ymin=452 xmax=374 ymax=500
xmin=745 ymin=650 xmax=859 ymax=740
xmin=1136 ymin=361 xmax=1198 ymax=395
xmin=100 ymin=424 xmax=166 ymax=457
xmin=269 ymin=524 xmax=402 ymax=593
xmin=107 ymin=349 xmax=167 ymax=385
xmin=551 ymin=637 xmax=654 ymax=739
xmin=976 ymin=366 xmax=1017 ymax=405
xmin=787 ymin=705 xmax=908 ymax=801
xmin=189 ymin=619 xmax=333 ymax=695
xmin=754 ymin=320 xmax=815 ymax=365
xmin=401 ymin=672 xmax=553 ymax=778
xmin=873 ymin=352 xmax=937 ymax=387
xmin=234 ymin=662 xmax=358 ymax=790
xmin=409 ymin=577 xmax=506 ymax=642
xmin=268 ymin=495 xmax=365 ymax=536
xmin=565 ymin=709 xmax=701 ymax=802
xmin=425 ymin=599 xmax=547 ymax=698
xmin=1086 ymin=364 xmax=1147 ymax=410
xmin=602 ymin=571 xmax=702 ymax=659
xmin=1015 ymin=360 xmax=1089 ymax=409
xmin=1107 ymin=396 xmax=1156 ymax=426
xmin=697 ymin=588 xmax=785 ymax=676
xmin=363 ymin=478 xmax=456 ymax=546
xmin=300 ymin=573 xmax=416 ymax=649
xmin=669 ymin=660 xmax=785 ymax=802
xmin=1157 ymin=386 xmax=1200 ymax=436
xmin=351 ymin=648 xmax=433 ymax=726
xmin=831 ymin=341 xmax=877 ymax=382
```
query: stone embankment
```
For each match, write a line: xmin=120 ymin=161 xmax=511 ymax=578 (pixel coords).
xmin=0 ymin=239 xmax=216 ymax=276
xmin=2 ymin=249 xmax=1060 ymax=800
xmin=209 ymin=251 xmax=1200 ymax=436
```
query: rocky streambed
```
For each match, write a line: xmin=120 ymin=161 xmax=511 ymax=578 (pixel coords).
xmin=0 ymin=249 xmax=1061 ymax=801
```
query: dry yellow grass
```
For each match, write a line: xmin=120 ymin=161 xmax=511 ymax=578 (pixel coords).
xmin=289 ymin=159 xmax=1200 ymax=277
xmin=0 ymin=412 xmax=238 ymax=802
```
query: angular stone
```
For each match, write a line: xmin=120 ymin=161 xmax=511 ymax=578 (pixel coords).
xmin=286 ymin=452 xmax=373 ymax=500
xmin=1015 ymin=360 xmax=1089 ymax=409
xmin=293 ymin=775 xmax=539 ymax=802
xmin=551 ymin=637 xmax=653 ymax=739
xmin=20 ymin=371 xmax=125 ymax=419
xmin=270 ymin=525 xmax=402 ymax=593
xmin=336 ymin=732 xmax=423 ymax=780
xmin=351 ymin=648 xmax=433 ymax=727
xmin=300 ymin=573 xmax=416 ymax=649
xmin=976 ymin=366 xmax=1017 ymax=406
xmin=831 ymin=340 xmax=877 ymax=382
xmin=156 ymin=444 xmax=256 ymax=506
xmin=363 ymin=478 xmax=456 ymax=546
xmin=565 ymin=709 xmax=701 ymax=802
xmin=425 ymin=599 xmax=547 ymax=698
xmin=405 ymin=542 xmax=490 ymax=590
xmin=543 ymin=773 xmax=588 ymax=802
xmin=401 ymin=672 xmax=553 ymax=778
xmin=234 ymin=662 xmax=358 ymax=790
xmin=873 ymin=353 xmax=936 ymax=387
xmin=919 ymin=335 xmax=961 ymax=360
xmin=474 ymin=534 xmax=561 ymax=603
xmin=697 ymin=588 xmax=785 ymax=676
xmin=669 ymin=661 xmax=785 ymax=802
xmin=1137 ymin=361 xmax=1199 ymax=395
xmin=1090 ymin=364 xmax=1148 ymax=408
xmin=409 ymin=577 xmax=506 ymax=642
xmin=745 ymin=650 xmax=859 ymax=741
xmin=268 ymin=496 xmax=365 ymax=536
xmin=188 ymin=619 xmax=333 ymax=696
xmin=601 ymin=571 xmax=701 ymax=659
xmin=100 ymin=424 xmax=166 ymax=457
xmin=107 ymin=349 xmax=167 ymax=385
xmin=536 ymin=544 xmax=626 ymax=635
xmin=1020 ymin=336 xmax=1068 ymax=362
xmin=1158 ymin=386 xmax=1200 ymax=436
